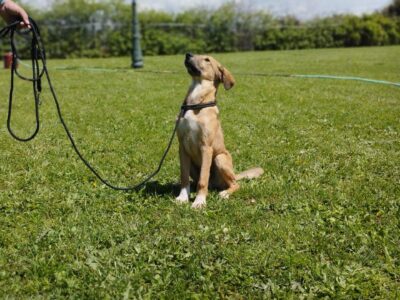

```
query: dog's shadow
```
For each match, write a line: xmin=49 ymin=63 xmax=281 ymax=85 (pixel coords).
xmin=135 ymin=181 xmax=198 ymax=198
xmin=139 ymin=181 xmax=179 ymax=197
xmin=128 ymin=181 xmax=197 ymax=198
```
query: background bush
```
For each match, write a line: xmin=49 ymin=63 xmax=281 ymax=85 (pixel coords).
xmin=0 ymin=0 xmax=399 ymax=58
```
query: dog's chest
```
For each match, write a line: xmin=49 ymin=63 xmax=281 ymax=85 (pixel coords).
xmin=187 ymin=83 xmax=204 ymax=103
xmin=178 ymin=111 xmax=201 ymax=143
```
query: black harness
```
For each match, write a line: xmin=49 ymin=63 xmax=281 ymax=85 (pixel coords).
xmin=180 ymin=101 xmax=217 ymax=114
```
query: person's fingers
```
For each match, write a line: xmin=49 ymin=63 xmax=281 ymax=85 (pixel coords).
xmin=18 ymin=8 xmax=30 ymax=28
xmin=1 ymin=1 xmax=30 ymax=28
xmin=11 ymin=3 xmax=30 ymax=28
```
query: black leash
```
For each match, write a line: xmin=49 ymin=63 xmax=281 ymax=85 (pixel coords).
xmin=0 ymin=18 xmax=217 ymax=191
xmin=1 ymin=20 xmax=44 ymax=142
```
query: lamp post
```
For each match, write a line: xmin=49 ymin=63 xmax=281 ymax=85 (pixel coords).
xmin=131 ymin=0 xmax=143 ymax=68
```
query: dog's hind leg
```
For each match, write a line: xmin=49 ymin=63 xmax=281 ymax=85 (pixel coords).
xmin=213 ymin=152 xmax=239 ymax=199
xmin=176 ymin=145 xmax=191 ymax=204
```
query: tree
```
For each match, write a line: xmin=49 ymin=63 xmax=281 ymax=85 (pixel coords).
xmin=383 ymin=0 xmax=400 ymax=17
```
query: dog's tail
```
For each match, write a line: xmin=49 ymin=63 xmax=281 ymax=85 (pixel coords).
xmin=235 ymin=167 xmax=264 ymax=181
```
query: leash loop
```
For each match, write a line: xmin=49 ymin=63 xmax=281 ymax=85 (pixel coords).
xmin=6 ymin=21 xmax=42 ymax=142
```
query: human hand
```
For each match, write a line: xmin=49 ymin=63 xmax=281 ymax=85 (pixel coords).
xmin=0 ymin=0 xmax=30 ymax=28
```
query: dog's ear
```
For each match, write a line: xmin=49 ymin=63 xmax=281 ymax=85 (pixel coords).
xmin=218 ymin=66 xmax=235 ymax=90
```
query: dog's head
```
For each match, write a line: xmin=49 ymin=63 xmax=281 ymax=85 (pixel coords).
xmin=184 ymin=53 xmax=235 ymax=90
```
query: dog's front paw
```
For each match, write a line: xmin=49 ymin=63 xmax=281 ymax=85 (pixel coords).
xmin=219 ymin=190 xmax=230 ymax=199
xmin=176 ymin=186 xmax=190 ymax=204
xmin=191 ymin=195 xmax=206 ymax=209
xmin=176 ymin=195 xmax=189 ymax=204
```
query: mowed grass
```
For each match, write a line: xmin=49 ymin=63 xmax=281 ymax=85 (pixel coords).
xmin=0 ymin=46 xmax=399 ymax=298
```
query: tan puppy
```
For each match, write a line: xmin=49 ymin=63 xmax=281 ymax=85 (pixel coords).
xmin=176 ymin=53 xmax=264 ymax=209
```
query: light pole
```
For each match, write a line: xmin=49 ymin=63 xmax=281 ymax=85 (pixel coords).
xmin=131 ymin=0 xmax=143 ymax=68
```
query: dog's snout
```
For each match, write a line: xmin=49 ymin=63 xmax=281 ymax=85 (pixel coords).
xmin=184 ymin=52 xmax=201 ymax=76
xmin=186 ymin=53 xmax=193 ymax=60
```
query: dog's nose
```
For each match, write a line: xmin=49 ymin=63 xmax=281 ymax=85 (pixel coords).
xmin=186 ymin=53 xmax=193 ymax=60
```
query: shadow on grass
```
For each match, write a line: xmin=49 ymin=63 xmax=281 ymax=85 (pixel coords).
xmin=127 ymin=181 xmax=199 ymax=199
xmin=136 ymin=181 xmax=181 ymax=197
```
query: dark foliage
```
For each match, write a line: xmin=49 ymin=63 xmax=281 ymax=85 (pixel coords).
xmin=1 ymin=0 xmax=399 ymax=58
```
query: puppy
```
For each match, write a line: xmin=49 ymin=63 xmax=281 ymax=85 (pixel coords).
xmin=176 ymin=53 xmax=264 ymax=209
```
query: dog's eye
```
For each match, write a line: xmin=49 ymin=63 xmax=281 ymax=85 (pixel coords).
xmin=205 ymin=58 xmax=210 ymax=62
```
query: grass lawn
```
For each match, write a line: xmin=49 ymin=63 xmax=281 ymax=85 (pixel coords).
xmin=0 ymin=46 xmax=399 ymax=298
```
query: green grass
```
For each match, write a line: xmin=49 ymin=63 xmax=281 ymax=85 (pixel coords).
xmin=0 ymin=46 xmax=399 ymax=298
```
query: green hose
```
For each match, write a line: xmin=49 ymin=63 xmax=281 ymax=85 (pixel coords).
xmin=24 ymin=62 xmax=400 ymax=88
xmin=290 ymin=74 xmax=400 ymax=88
